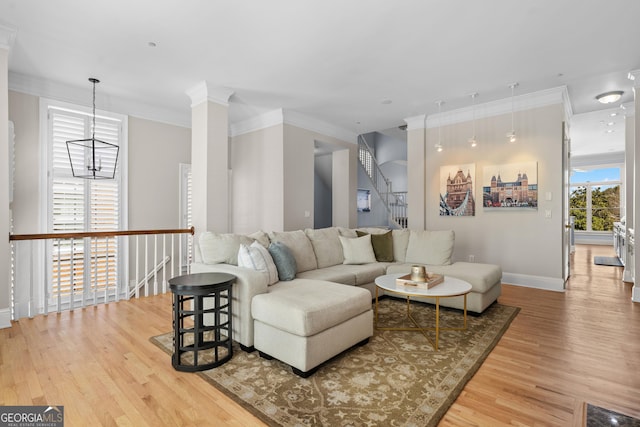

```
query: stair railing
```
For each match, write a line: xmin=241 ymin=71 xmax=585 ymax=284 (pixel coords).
xmin=358 ymin=135 xmax=407 ymax=228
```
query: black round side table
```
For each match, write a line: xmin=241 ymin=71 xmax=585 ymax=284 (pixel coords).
xmin=168 ymin=272 xmax=235 ymax=372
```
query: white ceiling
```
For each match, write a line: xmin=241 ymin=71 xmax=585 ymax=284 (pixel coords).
xmin=2 ymin=0 xmax=639 ymax=156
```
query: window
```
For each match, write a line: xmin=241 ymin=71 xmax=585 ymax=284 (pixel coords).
xmin=570 ymin=167 xmax=621 ymax=231
xmin=45 ymin=101 xmax=127 ymax=304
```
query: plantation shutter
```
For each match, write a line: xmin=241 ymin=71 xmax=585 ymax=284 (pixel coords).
xmin=180 ymin=164 xmax=193 ymax=270
xmin=49 ymin=107 xmax=122 ymax=300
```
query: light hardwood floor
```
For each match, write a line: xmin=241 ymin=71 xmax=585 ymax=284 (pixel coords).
xmin=1 ymin=245 xmax=639 ymax=426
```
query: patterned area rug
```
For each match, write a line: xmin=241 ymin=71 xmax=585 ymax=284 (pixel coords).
xmin=151 ymin=298 xmax=519 ymax=426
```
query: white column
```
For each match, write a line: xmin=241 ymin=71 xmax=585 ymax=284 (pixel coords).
xmin=186 ymin=82 xmax=234 ymax=234
xmin=630 ymin=69 xmax=640 ymax=302
xmin=0 ymin=25 xmax=15 ymax=328
xmin=623 ymin=101 xmax=635 ymax=283
xmin=405 ymin=115 xmax=426 ymax=230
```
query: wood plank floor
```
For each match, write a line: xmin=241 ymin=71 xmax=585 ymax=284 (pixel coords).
xmin=1 ymin=244 xmax=639 ymax=426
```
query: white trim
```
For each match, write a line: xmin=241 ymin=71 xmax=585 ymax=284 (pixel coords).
xmin=283 ymin=110 xmax=357 ymax=143
xmin=426 ymin=86 xmax=569 ymax=128
xmin=628 ymin=69 xmax=640 ymax=87
xmin=0 ymin=309 xmax=10 ymax=329
xmin=0 ymin=23 xmax=17 ymax=51
xmin=10 ymin=72 xmax=191 ymax=128
xmin=502 ymin=272 xmax=565 ymax=292
xmin=230 ymin=108 xmax=284 ymax=136
xmin=229 ymin=108 xmax=357 ymax=143
xmin=185 ymin=81 xmax=234 ymax=107
xmin=404 ymin=114 xmax=426 ymax=131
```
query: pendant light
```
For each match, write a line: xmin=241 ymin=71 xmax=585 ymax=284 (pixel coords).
xmin=507 ymin=83 xmax=518 ymax=143
xmin=469 ymin=92 xmax=478 ymax=148
xmin=66 ymin=78 xmax=119 ymax=179
xmin=435 ymin=100 xmax=444 ymax=152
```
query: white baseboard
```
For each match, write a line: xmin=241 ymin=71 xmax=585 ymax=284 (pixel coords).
xmin=0 ymin=308 xmax=11 ymax=329
xmin=502 ymin=272 xmax=565 ymax=292
xmin=633 ymin=285 xmax=640 ymax=303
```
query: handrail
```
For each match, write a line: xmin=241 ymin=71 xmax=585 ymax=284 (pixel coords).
xmin=9 ymin=226 xmax=195 ymax=241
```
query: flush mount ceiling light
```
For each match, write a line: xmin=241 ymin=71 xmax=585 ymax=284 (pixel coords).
xmin=435 ymin=100 xmax=444 ymax=152
xmin=66 ymin=78 xmax=119 ymax=179
xmin=595 ymin=91 xmax=623 ymax=104
xmin=506 ymin=83 xmax=518 ymax=143
xmin=469 ymin=92 xmax=478 ymax=148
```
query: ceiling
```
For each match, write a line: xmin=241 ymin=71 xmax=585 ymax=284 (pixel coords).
xmin=2 ymin=0 xmax=639 ymax=156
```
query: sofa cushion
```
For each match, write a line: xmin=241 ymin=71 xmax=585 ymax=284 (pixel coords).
xmin=337 ymin=227 xmax=357 ymax=238
xmin=296 ymin=266 xmax=356 ymax=286
xmin=238 ymin=241 xmax=279 ymax=285
xmin=305 ymin=227 xmax=344 ymax=268
xmin=247 ymin=230 xmax=270 ymax=248
xmin=251 ymin=280 xmax=372 ymax=337
xmin=392 ymin=229 xmax=410 ymax=262
xmin=268 ymin=242 xmax=297 ymax=281
xmin=405 ymin=230 xmax=455 ymax=266
xmin=357 ymin=230 xmax=394 ymax=262
xmin=339 ymin=235 xmax=377 ymax=265
xmin=199 ymin=232 xmax=254 ymax=265
xmin=386 ymin=262 xmax=501 ymax=294
xmin=327 ymin=263 xmax=387 ymax=286
xmin=269 ymin=230 xmax=318 ymax=273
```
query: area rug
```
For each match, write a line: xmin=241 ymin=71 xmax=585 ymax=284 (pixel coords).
xmin=151 ymin=299 xmax=519 ymax=426
xmin=594 ymin=256 xmax=624 ymax=267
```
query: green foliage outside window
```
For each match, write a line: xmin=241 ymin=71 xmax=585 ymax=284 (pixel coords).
xmin=569 ymin=185 xmax=620 ymax=231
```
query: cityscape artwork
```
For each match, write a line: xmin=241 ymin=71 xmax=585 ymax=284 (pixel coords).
xmin=439 ymin=163 xmax=476 ymax=216
xmin=482 ymin=162 xmax=538 ymax=209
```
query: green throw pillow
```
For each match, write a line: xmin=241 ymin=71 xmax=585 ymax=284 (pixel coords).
xmin=356 ymin=230 xmax=394 ymax=262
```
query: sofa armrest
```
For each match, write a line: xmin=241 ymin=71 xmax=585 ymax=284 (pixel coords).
xmin=190 ymin=262 xmax=269 ymax=348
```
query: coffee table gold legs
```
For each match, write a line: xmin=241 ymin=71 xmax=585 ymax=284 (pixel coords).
xmin=374 ymin=286 xmax=468 ymax=351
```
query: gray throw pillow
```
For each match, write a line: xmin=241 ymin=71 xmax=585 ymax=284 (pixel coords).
xmin=268 ymin=241 xmax=297 ymax=281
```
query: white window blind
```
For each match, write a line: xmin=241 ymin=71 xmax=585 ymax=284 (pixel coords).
xmin=48 ymin=107 xmax=123 ymax=302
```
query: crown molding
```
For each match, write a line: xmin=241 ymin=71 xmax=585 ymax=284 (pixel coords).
xmin=425 ymin=86 xmax=570 ymax=128
xmin=283 ymin=110 xmax=357 ymax=143
xmin=230 ymin=108 xmax=284 ymax=136
xmin=404 ymin=114 xmax=426 ymax=131
xmin=229 ymin=108 xmax=357 ymax=142
xmin=186 ymin=81 xmax=234 ymax=107
xmin=0 ymin=23 xmax=17 ymax=51
xmin=9 ymin=71 xmax=191 ymax=128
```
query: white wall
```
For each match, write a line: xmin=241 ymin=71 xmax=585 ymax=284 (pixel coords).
xmin=424 ymin=104 xmax=565 ymax=287
xmin=230 ymin=122 xmax=357 ymax=234
xmin=231 ymin=124 xmax=285 ymax=233
xmin=128 ymin=116 xmax=191 ymax=229
xmin=0 ymin=48 xmax=9 ymax=322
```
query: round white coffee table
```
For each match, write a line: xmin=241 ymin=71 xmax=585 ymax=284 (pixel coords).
xmin=374 ymin=273 xmax=472 ymax=350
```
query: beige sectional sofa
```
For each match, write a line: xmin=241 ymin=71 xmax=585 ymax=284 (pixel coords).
xmin=190 ymin=226 xmax=502 ymax=375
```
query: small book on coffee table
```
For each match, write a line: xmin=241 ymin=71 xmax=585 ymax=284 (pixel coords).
xmin=396 ymin=273 xmax=444 ymax=289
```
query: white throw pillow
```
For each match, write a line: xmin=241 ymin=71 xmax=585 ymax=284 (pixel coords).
xmin=339 ymin=235 xmax=377 ymax=265
xmin=405 ymin=229 xmax=455 ymax=266
xmin=238 ymin=241 xmax=279 ymax=285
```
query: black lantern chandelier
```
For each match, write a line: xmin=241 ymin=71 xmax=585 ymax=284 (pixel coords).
xmin=66 ymin=78 xmax=119 ymax=179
